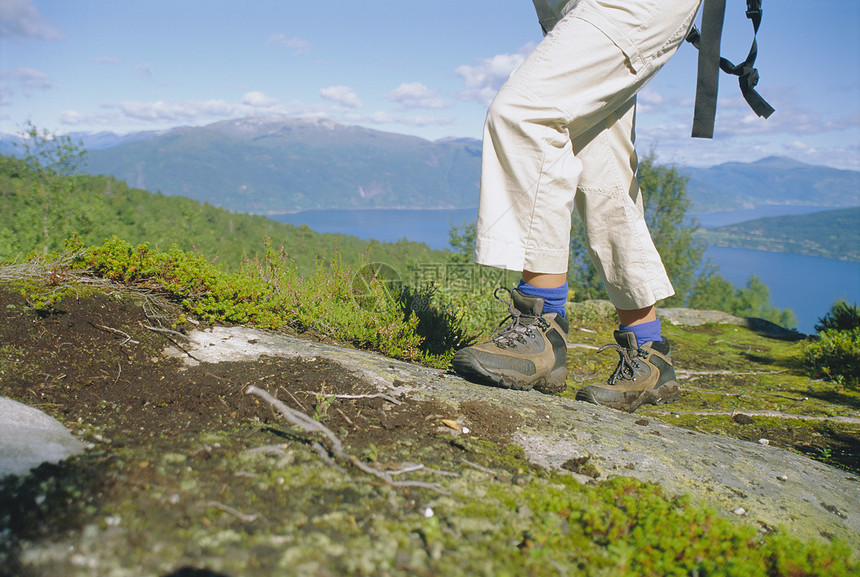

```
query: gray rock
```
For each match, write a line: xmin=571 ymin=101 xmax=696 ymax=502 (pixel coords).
xmin=658 ymin=307 xmax=805 ymax=338
xmin=0 ymin=397 xmax=89 ymax=479
xmin=165 ymin=326 xmax=860 ymax=549
xmin=566 ymin=300 xmax=805 ymax=338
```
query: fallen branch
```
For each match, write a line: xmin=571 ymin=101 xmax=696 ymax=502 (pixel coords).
xmin=245 ymin=385 xmax=449 ymax=493
xmin=206 ymin=501 xmax=259 ymax=523
xmin=675 ymin=369 xmax=786 ymax=380
xmin=567 ymin=343 xmax=600 ymax=351
xmin=248 ymin=386 xmax=343 ymax=453
xmin=651 ymin=410 xmax=860 ymax=425
xmin=301 ymin=391 xmax=403 ymax=405
xmin=90 ymin=322 xmax=140 ymax=346
xmin=141 ymin=323 xmax=187 ymax=340
xmin=142 ymin=322 xmax=202 ymax=363
xmin=681 ymin=386 xmax=746 ymax=397
xmin=462 ymin=459 xmax=502 ymax=477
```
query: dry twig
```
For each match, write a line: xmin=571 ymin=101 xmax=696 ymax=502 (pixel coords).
xmin=651 ymin=410 xmax=860 ymax=424
xmin=245 ymin=385 xmax=450 ymax=492
xmin=675 ymin=369 xmax=786 ymax=380
xmin=90 ymin=322 xmax=140 ymax=346
xmin=206 ymin=501 xmax=259 ymax=523
xmin=301 ymin=391 xmax=403 ymax=405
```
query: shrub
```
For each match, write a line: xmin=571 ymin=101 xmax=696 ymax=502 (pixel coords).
xmin=397 ymin=284 xmax=475 ymax=360
xmin=70 ymin=237 xmax=441 ymax=365
xmin=802 ymin=327 xmax=860 ymax=387
xmin=815 ymin=300 xmax=860 ymax=333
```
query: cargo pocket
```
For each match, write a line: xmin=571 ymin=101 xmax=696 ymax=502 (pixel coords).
xmin=576 ymin=6 xmax=645 ymax=73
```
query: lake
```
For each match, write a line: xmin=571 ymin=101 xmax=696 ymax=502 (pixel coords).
xmin=271 ymin=208 xmax=859 ymax=334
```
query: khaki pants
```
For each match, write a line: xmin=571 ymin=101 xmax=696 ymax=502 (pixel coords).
xmin=476 ymin=0 xmax=702 ymax=310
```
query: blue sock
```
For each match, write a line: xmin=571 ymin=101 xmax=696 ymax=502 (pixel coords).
xmin=516 ymin=280 xmax=567 ymax=317
xmin=620 ymin=318 xmax=662 ymax=348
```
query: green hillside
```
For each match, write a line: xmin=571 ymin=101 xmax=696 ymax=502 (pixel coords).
xmin=698 ymin=206 xmax=860 ymax=262
xmin=0 ymin=154 xmax=450 ymax=273
xmin=684 ymin=157 xmax=860 ymax=214
xmin=83 ymin=118 xmax=482 ymax=213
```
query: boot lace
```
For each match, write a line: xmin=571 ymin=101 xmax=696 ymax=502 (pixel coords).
xmin=490 ymin=287 xmax=549 ymax=349
xmin=598 ymin=343 xmax=642 ymax=385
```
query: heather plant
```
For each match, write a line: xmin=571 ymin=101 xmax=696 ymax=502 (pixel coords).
xmin=801 ymin=301 xmax=860 ymax=387
xmin=803 ymin=327 xmax=860 ymax=387
xmin=71 ymin=237 xmax=430 ymax=364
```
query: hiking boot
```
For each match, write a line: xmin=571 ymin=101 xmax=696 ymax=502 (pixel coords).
xmin=575 ymin=330 xmax=679 ymax=412
xmin=451 ymin=288 xmax=568 ymax=394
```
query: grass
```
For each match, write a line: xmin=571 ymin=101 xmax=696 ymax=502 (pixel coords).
xmin=1 ymin=238 xmax=858 ymax=575
xmin=564 ymin=302 xmax=860 ymax=474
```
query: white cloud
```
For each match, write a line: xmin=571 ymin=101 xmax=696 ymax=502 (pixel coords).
xmin=454 ymin=44 xmax=535 ymax=105
xmin=267 ymin=34 xmax=310 ymax=55
xmin=320 ymin=85 xmax=362 ymax=109
xmin=348 ymin=111 xmax=455 ymax=128
xmin=384 ymin=82 xmax=449 ymax=110
xmin=636 ymin=88 xmax=670 ymax=114
xmin=59 ymin=110 xmax=86 ymax=125
xmin=0 ymin=0 xmax=64 ymax=40
xmin=0 ymin=84 xmax=13 ymax=107
xmin=116 ymin=99 xmax=238 ymax=123
xmin=135 ymin=63 xmax=153 ymax=79
xmin=15 ymin=67 xmax=51 ymax=91
xmin=58 ymin=96 xmax=315 ymax=131
xmin=242 ymin=91 xmax=278 ymax=108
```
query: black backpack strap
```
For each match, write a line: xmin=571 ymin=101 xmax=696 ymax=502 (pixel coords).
xmin=687 ymin=0 xmax=775 ymax=138
xmin=531 ymin=0 xmax=566 ymax=35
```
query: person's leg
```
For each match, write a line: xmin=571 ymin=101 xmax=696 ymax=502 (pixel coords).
xmin=455 ymin=0 xmax=701 ymax=396
xmin=475 ymin=0 xmax=702 ymax=277
xmin=519 ymin=271 xmax=568 ymax=317
xmin=569 ymin=98 xmax=679 ymax=411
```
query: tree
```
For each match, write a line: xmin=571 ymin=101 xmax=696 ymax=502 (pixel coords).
xmin=568 ymin=152 xmax=705 ymax=305
xmin=447 ymin=219 xmax=476 ymax=264
xmin=689 ymin=267 xmax=796 ymax=328
xmin=13 ymin=122 xmax=88 ymax=251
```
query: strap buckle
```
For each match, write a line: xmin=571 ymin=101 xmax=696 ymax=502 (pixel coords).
xmin=745 ymin=0 xmax=762 ymax=19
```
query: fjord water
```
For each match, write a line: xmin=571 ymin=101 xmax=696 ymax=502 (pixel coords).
xmin=271 ymin=208 xmax=859 ymax=334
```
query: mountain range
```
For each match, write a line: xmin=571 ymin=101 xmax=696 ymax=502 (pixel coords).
xmin=80 ymin=118 xmax=481 ymax=214
xmin=2 ymin=116 xmax=859 ymax=215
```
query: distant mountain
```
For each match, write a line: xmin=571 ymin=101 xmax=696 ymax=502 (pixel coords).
xmin=68 ymin=130 xmax=165 ymax=150
xmin=81 ymin=118 xmax=482 ymax=213
xmin=0 ymin=129 xmax=163 ymax=155
xmin=698 ymin=206 xmax=860 ymax=262
xmin=683 ymin=157 xmax=860 ymax=214
xmin=5 ymin=117 xmax=858 ymax=215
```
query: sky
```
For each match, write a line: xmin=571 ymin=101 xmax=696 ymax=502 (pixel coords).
xmin=1 ymin=0 xmax=859 ymax=170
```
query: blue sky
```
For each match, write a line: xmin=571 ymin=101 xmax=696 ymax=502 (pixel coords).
xmin=1 ymin=0 xmax=859 ymax=169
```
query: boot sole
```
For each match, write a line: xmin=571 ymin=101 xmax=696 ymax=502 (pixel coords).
xmin=452 ymin=352 xmax=567 ymax=395
xmin=575 ymin=381 xmax=680 ymax=413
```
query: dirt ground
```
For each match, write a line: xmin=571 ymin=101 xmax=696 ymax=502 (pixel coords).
xmin=0 ymin=283 xmax=520 ymax=449
xmin=0 ymin=283 xmax=524 ymax=575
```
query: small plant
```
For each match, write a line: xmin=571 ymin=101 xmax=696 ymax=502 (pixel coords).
xmin=802 ymin=327 xmax=860 ymax=387
xmin=312 ymin=393 xmax=335 ymax=421
xmin=397 ymin=284 xmax=476 ymax=359
xmin=815 ymin=300 xmax=860 ymax=333
xmin=802 ymin=301 xmax=860 ymax=387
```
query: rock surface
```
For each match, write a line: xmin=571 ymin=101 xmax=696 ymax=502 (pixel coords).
xmin=0 ymin=397 xmax=89 ymax=478
xmin=165 ymin=325 xmax=860 ymax=549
